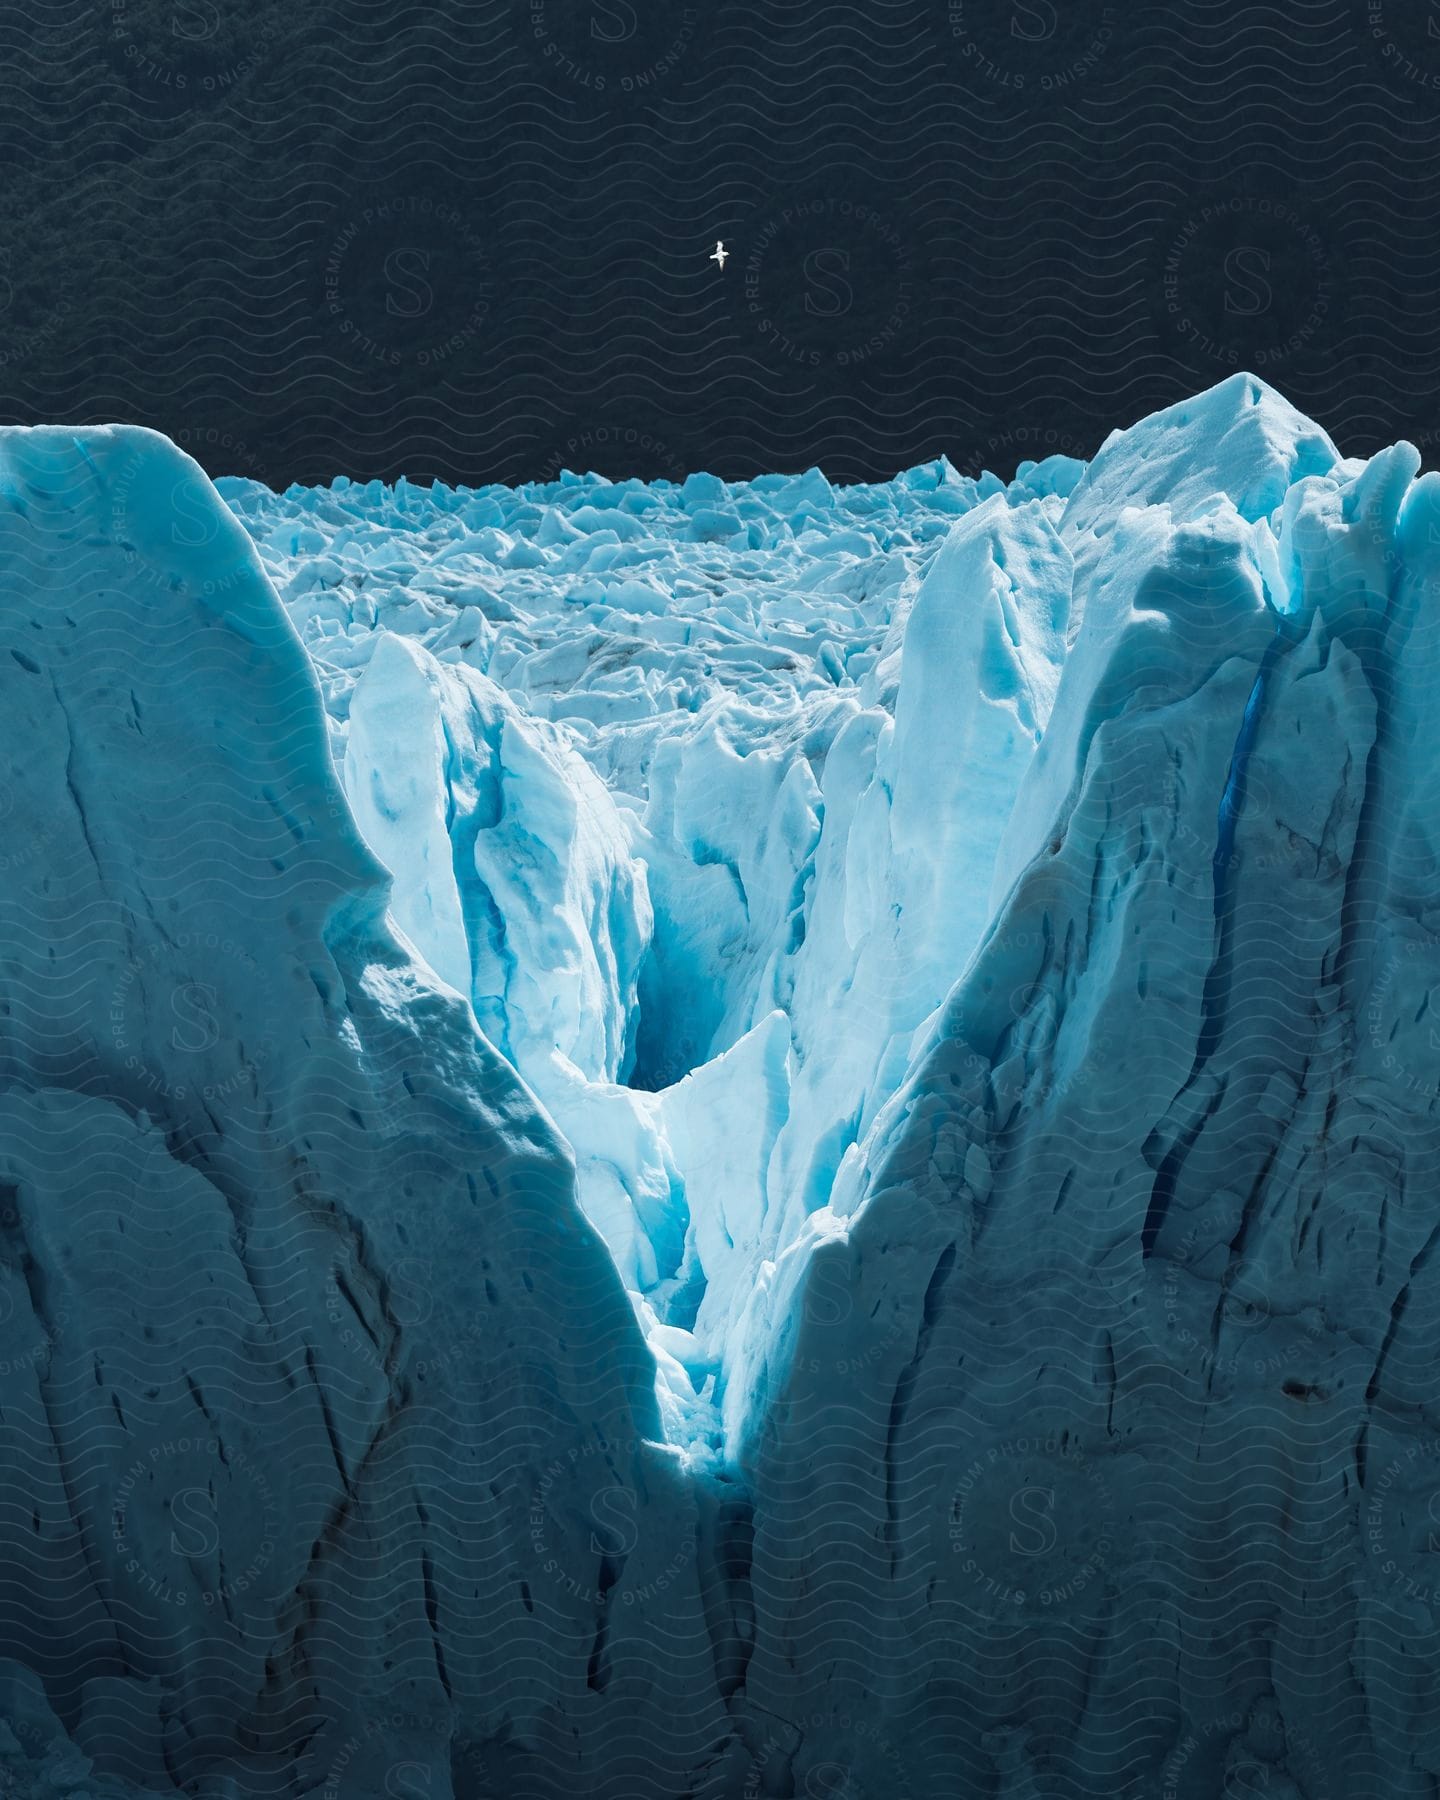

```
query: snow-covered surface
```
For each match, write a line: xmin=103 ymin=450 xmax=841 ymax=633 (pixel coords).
xmin=3 ymin=376 xmax=1440 ymax=1796
xmin=222 ymin=441 xmax=1090 ymax=1464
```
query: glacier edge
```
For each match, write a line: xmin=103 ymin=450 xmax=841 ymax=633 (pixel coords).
xmin=0 ymin=376 xmax=1438 ymax=1796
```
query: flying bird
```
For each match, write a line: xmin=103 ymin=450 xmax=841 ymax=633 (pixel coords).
xmin=710 ymin=240 xmax=728 ymax=270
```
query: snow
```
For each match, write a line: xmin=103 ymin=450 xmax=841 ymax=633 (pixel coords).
xmin=4 ymin=374 xmax=1440 ymax=1795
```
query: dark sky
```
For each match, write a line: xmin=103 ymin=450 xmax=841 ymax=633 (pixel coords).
xmin=3 ymin=0 xmax=1439 ymax=488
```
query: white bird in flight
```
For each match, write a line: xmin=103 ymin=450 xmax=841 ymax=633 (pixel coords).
xmin=710 ymin=240 xmax=728 ymax=270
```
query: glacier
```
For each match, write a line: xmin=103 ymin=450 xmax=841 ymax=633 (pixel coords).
xmin=0 ymin=375 xmax=1438 ymax=1796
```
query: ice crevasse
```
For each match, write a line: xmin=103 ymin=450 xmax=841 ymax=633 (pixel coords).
xmin=332 ymin=431 xmax=1075 ymax=1462
xmin=1 ymin=374 xmax=1440 ymax=1797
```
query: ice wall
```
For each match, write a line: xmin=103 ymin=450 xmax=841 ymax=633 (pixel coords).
xmin=0 ymin=427 xmax=719 ymax=1797
xmin=3 ymin=378 xmax=1440 ymax=1796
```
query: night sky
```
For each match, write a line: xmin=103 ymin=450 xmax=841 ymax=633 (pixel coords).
xmin=3 ymin=0 xmax=1438 ymax=488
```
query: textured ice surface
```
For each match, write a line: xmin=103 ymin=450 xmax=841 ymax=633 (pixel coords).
xmin=227 ymin=439 xmax=1087 ymax=1464
xmin=3 ymin=377 xmax=1440 ymax=1797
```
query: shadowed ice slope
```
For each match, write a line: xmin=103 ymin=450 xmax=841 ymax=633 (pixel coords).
xmin=4 ymin=377 xmax=1440 ymax=1796
xmin=0 ymin=426 xmax=726 ymax=1799
xmin=740 ymin=387 xmax=1440 ymax=1798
